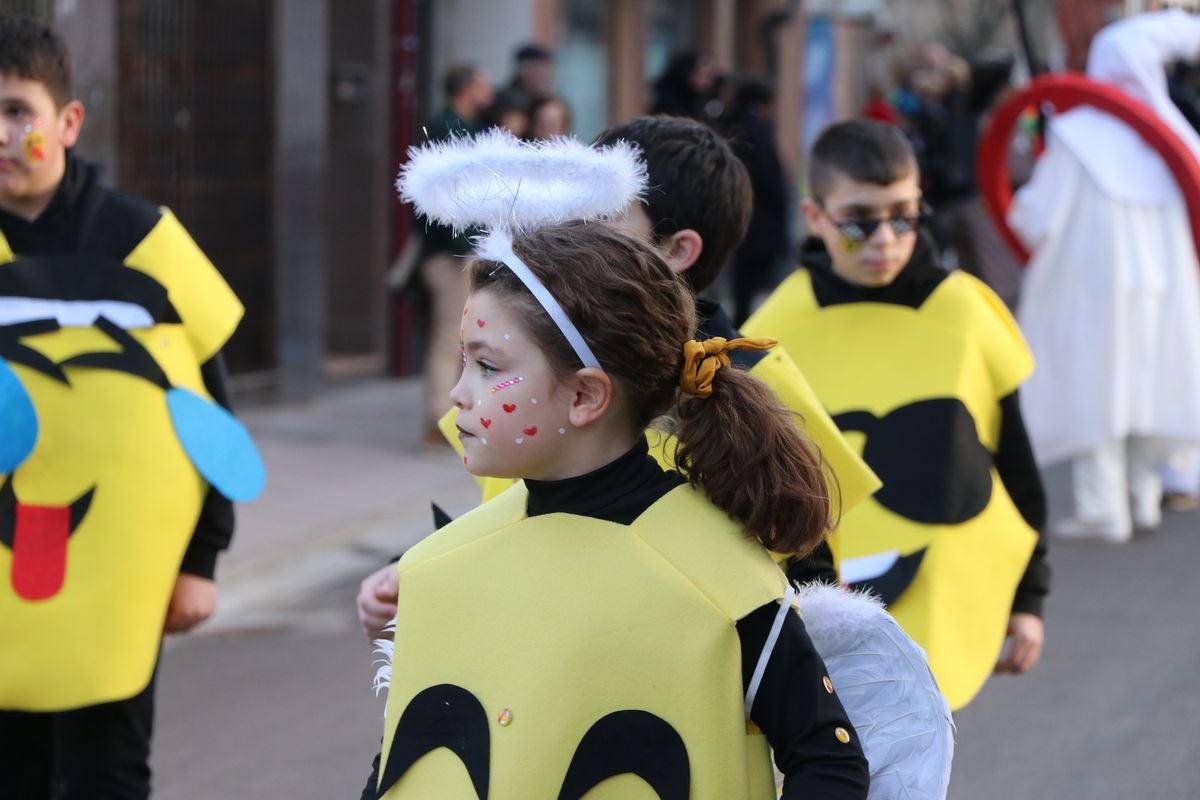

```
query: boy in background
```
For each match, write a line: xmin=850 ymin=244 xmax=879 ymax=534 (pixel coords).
xmin=746 ymin=119 xmax=1050 ymax=710
xmin=0 ymin=18 xmax=254 ymax=799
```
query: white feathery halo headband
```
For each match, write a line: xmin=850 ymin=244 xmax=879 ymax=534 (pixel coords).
xmin=397 ymin=129 xmax=648 ymax=371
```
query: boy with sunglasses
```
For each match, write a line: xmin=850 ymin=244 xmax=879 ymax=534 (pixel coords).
xmin=746 ymin=119 xmax=1051 ymax=710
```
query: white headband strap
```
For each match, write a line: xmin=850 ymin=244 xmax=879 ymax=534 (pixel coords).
xmin=477 ymin=229 xmax=602 ymax=371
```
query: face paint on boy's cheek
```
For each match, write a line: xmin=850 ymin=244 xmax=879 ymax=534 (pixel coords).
xmin=839 ymin=233 xmax=863 ymax=253
xmin=20 ymin=118 xmax=47 ymax=166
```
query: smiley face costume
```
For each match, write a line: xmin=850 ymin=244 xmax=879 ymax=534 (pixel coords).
xmin=369 ymin=439 xmax=868 ymax=799
xmin=745 ymin=233 xmax=1050 ymax=710
xmin=0 ymin=153 xmax=263 ymax=714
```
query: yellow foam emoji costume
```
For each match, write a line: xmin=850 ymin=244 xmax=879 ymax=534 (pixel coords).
xmin=744 ymin=268 xmax=1037 ymax=709
xmin=0 ymin=211 xmax=244 ymax=711
xmin=377 ymin=482 xmax=786 ymax=799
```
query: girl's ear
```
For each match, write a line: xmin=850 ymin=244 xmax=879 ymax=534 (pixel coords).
xmin=566 ymin=367 xmax=613 ymax=428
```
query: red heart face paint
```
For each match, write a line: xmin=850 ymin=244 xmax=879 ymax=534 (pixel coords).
xmin=502 ymin=403 xmax=516 ymax=413
xmin=481 ymin=418 xmax=492 ymax=429
xmin=522 ymin=426 xmax=538 ymax=436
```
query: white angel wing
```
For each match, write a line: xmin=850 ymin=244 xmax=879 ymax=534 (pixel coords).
xmin=796 ymin=583 xmax=955 ymax=800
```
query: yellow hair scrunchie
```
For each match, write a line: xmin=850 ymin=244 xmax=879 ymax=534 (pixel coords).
xmin=679 ymin=336 xmax=777 ymax=398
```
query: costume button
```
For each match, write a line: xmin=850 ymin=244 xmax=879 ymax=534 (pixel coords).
xmin=835 ymin=727 xmax=851 ymax=744
xmin=823 ymin=676 xmax=834 ymax=694
xmin=498 ymin=708 xmax=513 ymax=727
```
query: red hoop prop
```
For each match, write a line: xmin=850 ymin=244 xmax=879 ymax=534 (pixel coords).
xmin=977 ymin=72 xmax=1200 ymax=265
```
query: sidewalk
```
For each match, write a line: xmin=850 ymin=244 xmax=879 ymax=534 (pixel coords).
xmin=200 ymin=376 xmax=481 ymax=633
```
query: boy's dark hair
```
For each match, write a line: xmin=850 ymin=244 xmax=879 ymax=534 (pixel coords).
xmin=808 ymin=120 xmax=916 ymax=202
xmin=0 ymin=16 xmax=72 ymax=107
xmin=594 ymin=115 xmax=752 ymax=293
xmin=443 ymin=64 xmax=480 ymax=102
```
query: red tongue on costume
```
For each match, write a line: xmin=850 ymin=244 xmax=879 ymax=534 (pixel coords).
xmin=12 ymin=503 xmax=69 ymax=600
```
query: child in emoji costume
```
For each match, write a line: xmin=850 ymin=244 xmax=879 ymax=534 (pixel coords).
xmin=362 ymin=123 xmax=953 ymax=798
xmin=362 ymin=133 xmax=869 ymax=799
xmin=428 ymin=116 xmax=880 ymax=571
xmin=745 ymin=120 xmax=1051 ymax=710
xmin=360 ymin=119 xmax=879 ymax=632
xmin=0 ymin=18 xmax=263 ymax=799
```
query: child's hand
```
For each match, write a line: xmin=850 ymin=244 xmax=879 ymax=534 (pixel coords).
xmin=994 ymin=612 xmax=1044 ymax=674
xmin=164 ymin=574 xmax=218 ymax=633
xmin=357 ymin=564 xmax=399 ymax=641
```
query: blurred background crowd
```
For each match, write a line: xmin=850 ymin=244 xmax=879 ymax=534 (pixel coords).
xmin=11 ymin=0 xmax=1167 ymax=402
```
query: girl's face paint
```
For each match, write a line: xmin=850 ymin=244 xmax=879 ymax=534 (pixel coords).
xmin=450 ymin=291 xmax=573 ymax=480
xmin=489 ymin=375 xmax=524 ymax=393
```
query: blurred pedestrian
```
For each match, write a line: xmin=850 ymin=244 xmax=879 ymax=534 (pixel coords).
xmin=1009 ymin=8 xmax=1200 ymax=541
xmin=526 ymin=95 xmax=572 ymax=140
xmin=482 ymin=93 xmax=529 ymax=138
xmin=493 ymin=43 xmax=554 ymax=113
xmin=651 ymin=49 xmax=718 ymax=121
xmin=413 ymin=64 xmax=494 ymax=442
xmin=861 ymin=84 xmax=901 ymax=125
xmin=0 ymin=17 xmax=261 ymax=799
xmin=725 ymin=76 xmax=791 ymax=324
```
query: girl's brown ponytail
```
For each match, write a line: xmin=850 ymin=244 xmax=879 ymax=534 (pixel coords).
xmin=674 ymin=363 xmax=835 ymax=556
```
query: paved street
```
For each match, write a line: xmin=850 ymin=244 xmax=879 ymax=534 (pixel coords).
xmin=150 ymin=378 xmax=1200 ymax=799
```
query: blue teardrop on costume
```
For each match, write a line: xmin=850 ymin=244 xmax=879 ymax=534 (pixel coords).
xmin=167 ymin=387 xmax=266 ymax=501
xmin=0 ymin=357 xmax=38 ymax=473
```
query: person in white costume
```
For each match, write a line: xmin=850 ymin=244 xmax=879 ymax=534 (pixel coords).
xmin=1009 ymin=6 xmax=1200 ymax=542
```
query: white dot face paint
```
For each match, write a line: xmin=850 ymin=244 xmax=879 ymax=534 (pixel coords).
xmin=558 ymin=427 xmax=567 ymax=435
xmin=530 ymin=398 xmax=538 ymax=405
xmin=515 ymin=437 xmax=524 ymax=445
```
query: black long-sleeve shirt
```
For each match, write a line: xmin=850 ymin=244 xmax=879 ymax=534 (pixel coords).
xmin=0 ymin=151 xmax=235 ymax=579
xmin=799 ymin=233 xmax=1051 ymax=617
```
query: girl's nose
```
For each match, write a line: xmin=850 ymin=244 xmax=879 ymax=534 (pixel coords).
xmin=448 ymin=367 xmax=471 ymax=410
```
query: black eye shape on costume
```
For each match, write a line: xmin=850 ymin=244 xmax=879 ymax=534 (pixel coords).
xmin=833 ymin=398 xmax=993 ymax=526
xmin=377 ymin=684 xmax=491 ymax=799
xmin=557 ymin=710 xmax=690 ymax=800
xmin=59 ymin=316 xmax=171 ymax=389
xmin=377 ymin=687 xmax=690 ymax=799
